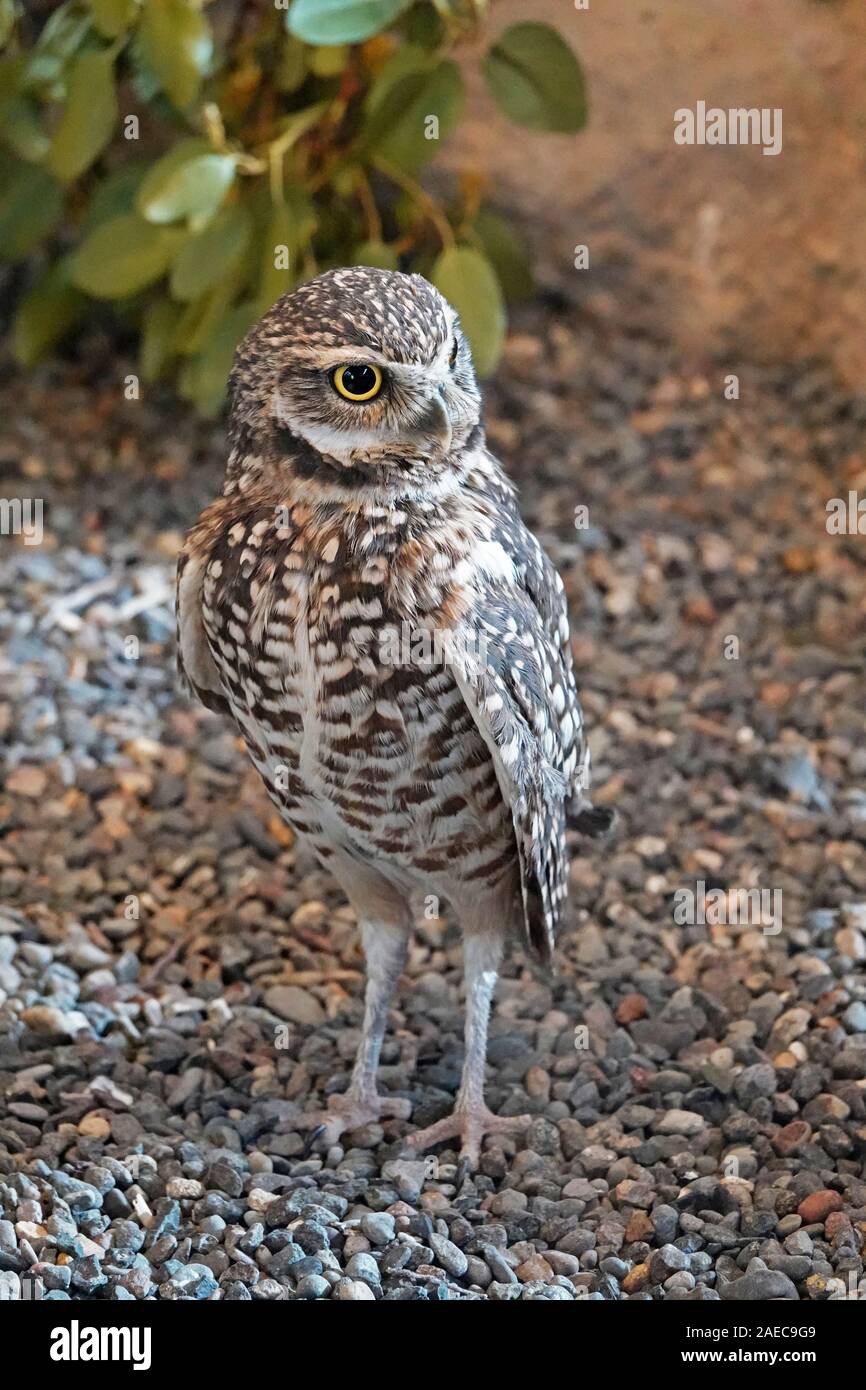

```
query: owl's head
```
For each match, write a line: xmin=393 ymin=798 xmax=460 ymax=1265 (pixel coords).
xmin=227 ymin=266 xmax=482 ymax=492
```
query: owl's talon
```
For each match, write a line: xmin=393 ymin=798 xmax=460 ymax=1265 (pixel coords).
xmin=406 ymin=1107 xmax=532 ymax=1171
xmin=294 ymin=1091 xmax=412 ymax=1145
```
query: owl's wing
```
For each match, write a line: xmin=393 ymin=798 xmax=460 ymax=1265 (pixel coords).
xmin=176 ymin=539 xmax=232 ymax=717
xmin=450 ymin=509 xmax=587 ymax=963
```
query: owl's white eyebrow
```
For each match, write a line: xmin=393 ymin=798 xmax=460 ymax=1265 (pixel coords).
xmin=286 ymin=347 xmax=451 ymax=380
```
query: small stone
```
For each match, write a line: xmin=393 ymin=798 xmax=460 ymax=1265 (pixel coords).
xmin=616 ymin=993 xmax=648 ymax=1024
xmin=480 ymin=1245 xmax=517 ymax=1284
xmin=247 ymin=1188 xmax=278 ymax=1213
xmin=656 ymin=1109 xmax=705 ymax=1137
xmin=721 ymin=1270 xmax=798 ymax=1301
xmin=295 ymin=1274 xmax=330 ymax=1299
xmin=773 ymin=1121 xmax=811 ymax=1156
xmin=381 ymin=1160 xmax=427 ymax=1204
xmin=516 ymin=1255 xmax=554 ymax=1283
xmin=804 ymin=1274 xmax=830 ymax=1300
xmin=334 ymin=1278 xmax=376 ymax=1301
xmin=649 ymin=1245 xmax=690 ymax=1281
xmin=8 ymin=766 xmax=47 ymax=797
xmin=21 ymin=1006 xmax=89 ymax=1038
xmin=617 ymin=1211 xmax=648 ymax=1244
xmin=341 ymin=1232 xmax=371 ymax=1260
xmin=622 ymin=1263 xmax=650 ymax=1294
xmin=797 ymin=1191 xmax=844 ymax=1224
xmin=803 ymin=1093 xmax=850 ymax=1124
xmin=650 ymin=1203 xmax=677 ymax=1241
xmin=824 ymin=1211 xmax=853 ymax=1242
xmin=836 ymin=927 xmax=866 ymax=961
xmin=525 ymin=1065 xmax=550 ymax=1100
xmin=489 ymin=1190 xmax=528 ymax=1216
xmin=546 ymin=1251 xmax=580 ymax=1277
xmin=734 ymin=1064 xmax=777 ymax=1103
xmin=842 ymin=1002 xmax=866 ymax=1032
xmin=429 ymin=1233 xmax=468 ymax=1278
xmin=361 ymin=1213 xmax=395 ymax=1246
xmin=263 ymin=986 xmax=325 ymax=1026
xmin=77 ymin=1113 xmax=111 ymax=1139
xmin=344 ymin=1253 xmax=381 ymax=1287
xmin=166 ymin=1178 xmax=205 ymax=1200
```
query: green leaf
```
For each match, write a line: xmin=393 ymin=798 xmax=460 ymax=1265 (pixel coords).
xmin=365 ymin=57 xmax=462 ymax=170
xmin=45 ymin=47 xmax=117 ymax=182
xmin=483 ymin=22 xmax=587 ymax=132
xmin=137 ymin=145 xmax=235 ymax=230
xmin=257 ymin=206 xmax=295 ymax=313
xmin=22 ymin=2 xmax=91 ymax=93
xmin=82 ymin=162 xmax=147 ymax=232
xmin=69 ymin=213 xmax=183 ymax=297
xmin=0 ymin=55 xmax=50 ymax=162
xmin=473 ymin=207 xmax=534 ymax=303
xmin=178 ymin=302 xmax=255 ymax=416
xmin=140 ymin=295 xmax=183 ymax=381
xmin=288 ymin=0 xmax=410 ymax=46
xmin=134 ymin=137 xmax=207 ymax=204
xmin=364 ymin=42 xmax=427 ymax=110
xmin=275 ymin=34 xmax=306 ymax=93
xmin=431 ymin=245 xmax=505 ymax=377
xmin=169 ymin=202 xmax=251 ymax=301
xmin=13 ymin=262 xmax=85 ymax=367
xmin=352 ymin=239 xmax=397 ymax=270
xmin=173 ymin=280 xmax=231 ymax=356
xmin=0 ymin=0 xmax=17 ymax=49
xmin=0 ymin=158 xmax=63 ymax=259
xmin=307 ymin=43 xmax=349 ymax=78
xmin=90 ymin=0 xmax=139 ymax=40
xmin=256 ymin=192 xmax=316 ymax=313
xmin=401 ymin=2 xmax=445 ymax=51
xmin=137 ymin=0 xmax=212 ymax=109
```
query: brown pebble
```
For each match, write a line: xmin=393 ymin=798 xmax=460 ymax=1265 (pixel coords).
xmin=824 ymin=1211 xmax=853 ymax=1242
xmin=516 ymin=1255 xmax=554 ymax=1283
xmin=624 ymin=1210 xmax=655 ymax=1243
xmin=7 ymin=766 xmax=47 ymax=797
xmin=616 ymin=993 xmax=648 ymax=1024
xmin=78 ymin=1112 xmax=111 ymax=1139
xmin=797 ymin=1190 xmax=844 ymax=1224
xmin=525 ymin=1065 xmax=550 ymax=1100
xmin=773 ymin=1120 xmax=811 ymax=1156
xmin=622 ymin=1262 xmax=650 ymax=1294
xmin=781 ymin=546 xmax=815 ymax=574
xmin=682 ymin=595 xmax=717 ymax=624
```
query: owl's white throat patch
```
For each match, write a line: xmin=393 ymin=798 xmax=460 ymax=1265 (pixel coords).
xmin=286 ymin=416 xmax=387 ymax=465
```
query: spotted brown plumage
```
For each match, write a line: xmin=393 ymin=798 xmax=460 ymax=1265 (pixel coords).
xmin=177 ymin=266 xmax=606 ymax=1164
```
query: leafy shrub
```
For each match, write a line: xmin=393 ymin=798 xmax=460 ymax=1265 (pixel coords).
xmin=0 ymin=0 xmax=586 ymax=413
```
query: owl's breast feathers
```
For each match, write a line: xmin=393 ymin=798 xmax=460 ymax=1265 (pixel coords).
xmin=177 ymin=448 xmax=594 ymax=961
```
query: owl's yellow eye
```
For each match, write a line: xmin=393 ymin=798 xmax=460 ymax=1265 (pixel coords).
xmin=332 ymin=363 xmax=383 ymax=402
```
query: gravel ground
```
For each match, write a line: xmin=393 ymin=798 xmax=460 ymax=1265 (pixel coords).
xmin=1 ymin=301 xmax=865 ymax=1302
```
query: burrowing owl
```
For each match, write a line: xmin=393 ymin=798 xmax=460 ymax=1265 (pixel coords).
xmin=177 ymin=267 xmax=609 ymax=1165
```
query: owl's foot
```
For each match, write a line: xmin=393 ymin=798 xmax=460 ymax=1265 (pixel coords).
xmin=405 ymin=1105 xmax=532 ymax=1170
xmin=294 ymin=1089 xmax=412 ymax=1146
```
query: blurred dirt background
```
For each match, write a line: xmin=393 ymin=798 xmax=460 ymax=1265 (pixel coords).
xmin=467 ymin=0 xmax=866 ymax=388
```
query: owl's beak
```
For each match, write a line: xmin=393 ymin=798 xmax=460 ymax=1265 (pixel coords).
xmin=415 ymin=389 xmax=453 ymax=455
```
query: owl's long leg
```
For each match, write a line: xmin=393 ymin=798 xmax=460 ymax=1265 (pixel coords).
xmin=295 ymin=919 xmax=411 ymax=1143
xmin=407 ymin=927 xmax=531 ymax=1169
